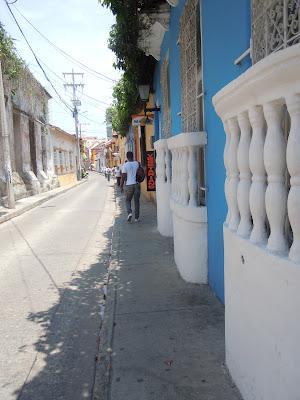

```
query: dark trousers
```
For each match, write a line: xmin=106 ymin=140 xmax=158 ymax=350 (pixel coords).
xmin=125 ymin=184 xmax=141 ymax=219
xmin=116 ymin=177 xmax=121 ymax=186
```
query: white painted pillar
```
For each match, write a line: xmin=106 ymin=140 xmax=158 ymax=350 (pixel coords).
xmin=264 ymin=100 xmax=288 ymax=254
xmin=165 ymin=148 xmax=171 ymax=184
xmin=181 ymin=147 xmax=189 ymax=205
xmin=286 ymin=94 xmax=300 ymax=262
xmin=249 ymin=106 xmax=267 ymax=244
xmin=156 ymin=146 xmax=166 ymax=183
xmin=227 ymin=117 xmax=240 ymax=230
xmin=188 ymin=145 xmax=198 ymax=207
xmin=223 ymin=121 xmax=231 ymax=225
xmin=237 ymin=111 xmax=252 ymax=237
xmin=171 ymin=149 xmax=176 ymax=201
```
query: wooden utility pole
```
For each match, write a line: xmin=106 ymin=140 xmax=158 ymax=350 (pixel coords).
xmin=0 ymin=61 xmax=15 ymax=209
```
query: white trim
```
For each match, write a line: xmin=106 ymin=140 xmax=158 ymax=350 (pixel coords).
xmin=234 ymin=47 xmax=251 ymax=65
xmin=167 ymin=131 xmax=207 ymax=149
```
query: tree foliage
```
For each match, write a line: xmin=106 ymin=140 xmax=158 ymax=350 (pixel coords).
xmin=0 ymin=23 xmax=23 ymax=80
xmin=100 ymin=0 xmax=157 ymax=135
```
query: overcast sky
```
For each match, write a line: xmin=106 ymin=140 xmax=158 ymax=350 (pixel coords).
xmin=0 ymin=0 xmax=120 ymax=138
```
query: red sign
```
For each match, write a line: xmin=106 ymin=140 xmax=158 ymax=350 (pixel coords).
xmin=146 ymin=151 xmax=156 ymax=192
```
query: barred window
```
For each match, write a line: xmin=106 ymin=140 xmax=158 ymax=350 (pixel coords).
xmin=252 ymin=0 xmax=300 ymax=64
xmin=160 ymin=54 xmax=172 ymax=138
xmin=180 ymin=0 xmax=203 ymax=132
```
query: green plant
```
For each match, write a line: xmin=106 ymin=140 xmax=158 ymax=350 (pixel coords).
xmin=100 ymin=0 xmax=157 ymax=135
xmin=0 ymin=23 xmax=23 ymax=79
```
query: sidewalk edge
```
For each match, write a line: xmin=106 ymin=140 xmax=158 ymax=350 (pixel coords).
xmin=0 ymin=179 xmax=87 ymax=225
xmin=92 ymin=187 xmax=119 ymax=400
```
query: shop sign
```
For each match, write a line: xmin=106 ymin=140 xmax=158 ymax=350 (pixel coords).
xmin=132 ymin=114 xmax=154 ymax=126
xmin=146 ymin=151 xmax=156 ymax=192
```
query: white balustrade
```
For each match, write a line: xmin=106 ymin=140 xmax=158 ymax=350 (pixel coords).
xmin=166 ymin=131 xmax=208 ymax=284
xmin=249 ymin=106 xmax=267 ymax=244
xmin=237 ymin=111 xmax=252 ymax=237
xmin=264 ymin=100 xmax=288 ymax=254
xmin=223 ymin=121 xmax=231 ymax=225
xmin=227 ymin=117 xmax=240 ymax=231
xmin=286 ymin=94 xmax=300 ymax=262
xmin=213 ymin=43 xmax=300 ymax=262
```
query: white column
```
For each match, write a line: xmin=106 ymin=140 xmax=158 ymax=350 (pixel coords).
xmin=249 ymin=106 xmax=267 ymax=244
xmin=223 ymin=121 xmax=231 ymax=225
xmin=174 ymin=149 xmax=179 ymax=202
xmin=227 ymin=117 xmax=240 ymax=231
xmin=177 ymin=148 xmax=183 ymax=204
xmin=171 ymin=149 xmax=176 ymax=201
xmin=165 ymin=148 xmax=171 ymax=184
xmin=264 ymin=100 xmax=288 ymax=254
xmin=286 ymin=94 xmax=300 ymax=262
xmin=237 ymin=111 xmax=252 ymax=237
xmin=181 ymin=146 xmax=189 ymax=205
xmin=188 ymin=145 xmax=198 ymax=207
xmin=156 ymin=147 xmax=166 ymax=183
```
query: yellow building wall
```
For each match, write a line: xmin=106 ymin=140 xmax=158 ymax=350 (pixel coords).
xmin=58 ymin=173 xmax=77 ymax=186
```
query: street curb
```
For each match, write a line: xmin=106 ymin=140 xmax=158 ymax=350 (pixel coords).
xmin=92 ymin=186 xmax=120 ymax=400
xmin=0 ymin=179 xmax=87 ymax=225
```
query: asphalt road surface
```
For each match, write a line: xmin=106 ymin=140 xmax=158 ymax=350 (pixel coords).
xmin=0 ymin=173 xmax=113 ymax=400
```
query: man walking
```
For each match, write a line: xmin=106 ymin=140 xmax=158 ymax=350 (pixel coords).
xmin=121 ymin=151 xmax=140 ymax=222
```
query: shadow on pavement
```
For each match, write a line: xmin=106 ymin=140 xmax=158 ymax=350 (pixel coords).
xmin=13 ymin=224 xmax=113 ymax=400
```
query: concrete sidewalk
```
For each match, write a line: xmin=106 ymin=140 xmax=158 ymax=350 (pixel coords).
xmin=0 ymin=179 xmax=87 ymax=224
xmin=94 ymin=190 xmax=242 ymax=400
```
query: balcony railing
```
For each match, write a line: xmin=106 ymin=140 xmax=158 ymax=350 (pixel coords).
xmin=252 ymin=0 xmax=300 ymax=64
xmin=213 ymin=43 xmax=300 ymax=262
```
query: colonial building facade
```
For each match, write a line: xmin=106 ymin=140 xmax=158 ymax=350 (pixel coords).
xmin=1 ymin=66 xmax=58 ymax=204
xmin=138 ymin=0 xmax=300 ymax=399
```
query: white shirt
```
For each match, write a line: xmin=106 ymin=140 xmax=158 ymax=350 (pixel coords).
xmin=122 ymin=161 xmax=139 ymax=185
xmin=115 ymin=168 xmax=121 ymax=177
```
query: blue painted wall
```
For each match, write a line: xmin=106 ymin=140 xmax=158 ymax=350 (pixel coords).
xmin=202 ymin=0 xmax=251 ymax=302
xmin=153 ymin=0 xmax=186 ymax=139
xmin=153 ymin=0 xmax=251 ymax=303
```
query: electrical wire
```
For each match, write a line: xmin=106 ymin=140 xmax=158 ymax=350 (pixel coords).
xmin=12 ymin=4 xmax=118 ymax=83
xmin=4 ymin=0 xmax=73 ymax=113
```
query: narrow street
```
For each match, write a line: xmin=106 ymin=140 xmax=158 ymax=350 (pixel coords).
xmin=0 ymin=173 xmax=114 ymax=400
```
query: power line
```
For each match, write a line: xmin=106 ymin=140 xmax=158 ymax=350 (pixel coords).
xmin=4 ymin=0 xmax=73 ymax=113
xmin=12 ymin=4 xmax=118 ymax=83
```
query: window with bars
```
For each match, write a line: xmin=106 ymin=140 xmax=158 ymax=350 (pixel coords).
xmin=252 ymin=0 xmax=300 ymax=64
xmin=160 ymin=54 xmax=172 ymax=138
xmin=179 ymin=0 xmax=206 ymax=205
xmin=180 ymin=0 xmax=203 ymax=132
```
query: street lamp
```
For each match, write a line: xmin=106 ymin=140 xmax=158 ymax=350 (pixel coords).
xmin=138 ymin=84 xmax=161 ymax=115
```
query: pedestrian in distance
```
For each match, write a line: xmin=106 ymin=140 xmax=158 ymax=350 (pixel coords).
xmin=115 ymin=165 xmax=121 ymax=186
xmin=120 ymin=151 xmax=145 ymax=223
xmin=106 ymin=167 xmax=111 ymax=182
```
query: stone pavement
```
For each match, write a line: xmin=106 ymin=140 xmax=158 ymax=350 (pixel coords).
xmin=0 ymin=179 xmax=86 ymax=225
xmin=93 ymin=189 xmax=242 ymax=400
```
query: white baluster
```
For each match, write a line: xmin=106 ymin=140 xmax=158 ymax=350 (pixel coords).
xmin=227 ymin=117 xmax=240 ymax=231
xmin=188 ymin=145 xmax=198 ymax=207
xmin=156 ymin=147 xmax=165 ymax=183
xmin=249 ymin=106 xmax=267 ymax=244
xmin=237 ymin=111 xmax=252 ymax=237
xmin=264 ymin=100 xmax=288 ymax=254
xmin=178 ymin=149 xmax=183 ymax=203
xmin=174 ymin=149 xmax=179 ymax=202
xmin=165 ymin=148 xmax=171 ymax=184
xmin=223 ymin=121 xmax=231 ymax=225
xmin=182 ymin=147 xmax=189 ymax=205
xmin=171 ymin=149 xmax=176 ymax=200
xmin=286 ymin=94 xmax=300 ymax=262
